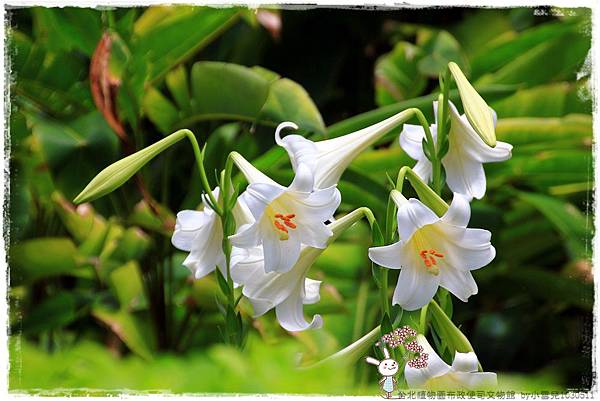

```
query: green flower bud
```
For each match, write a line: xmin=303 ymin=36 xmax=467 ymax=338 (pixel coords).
xmin=448 ymin=62 xmax=497 ymax=148
xmin=74 ymin=129 xmax=192 ymax=204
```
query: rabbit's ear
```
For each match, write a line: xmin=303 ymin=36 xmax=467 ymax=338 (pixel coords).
xmin=365 ymin=357 xmax=380 ymax=366
xmin=382 ymin=347 xmax=390 ymax=359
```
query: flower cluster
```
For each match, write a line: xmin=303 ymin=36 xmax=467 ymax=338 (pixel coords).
xmin=76 ymin=61 xmax=510 ymax=390
xmin=407 ymin=352 xmax=429 ymax=369
xmin=382 ymin=326 xmax=418 ymax=349
xmin=382 ymin=326 xmax=429 ymax=369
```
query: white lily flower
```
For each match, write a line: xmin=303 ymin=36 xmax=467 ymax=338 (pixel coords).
xmin=230 ymin=152 xmax=341 ymax=273
xmin=368 ymin=191 xmax=495 ymax=310
xmin=405 ymin=334 xmax=497 ymax=390
xmin=275 ymin=110 xmax=413 ymax=189
xmin=399 ymin=101 xmax=512 ymax=200
xmin=171 ymin=188 xmax=253 ymax=280
xmin=231 ymin=208 xmax=366 ymax=331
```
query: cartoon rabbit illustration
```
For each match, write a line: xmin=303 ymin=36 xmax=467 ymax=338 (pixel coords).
xmin=365 ymin=344 xmax=399 ymax=398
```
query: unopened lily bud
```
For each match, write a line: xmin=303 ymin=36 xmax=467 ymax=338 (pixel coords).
xmin=74 ymin=129 xmax=192 ymax=204
xmin=448 ymin=62 xmax=497 ymax=147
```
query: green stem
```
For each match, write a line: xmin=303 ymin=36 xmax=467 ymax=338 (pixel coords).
xmin=185 ymin=132 xmax=222 ymax=215
xmin=409 ymin=108 xmax=435 ymax=148
xmin=379 ymin=269 xmax=390 ymax=318
xmin=419 ymin=303 xmax=429 ymax=335
xmin=352 ymin=279 xmax=369 ymax=342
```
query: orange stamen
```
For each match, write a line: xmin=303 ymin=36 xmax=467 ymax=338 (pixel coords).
xmin=272 ymin=211 xmax=298 ymax=240
xmin=274 ymin=221 xmax=288 ymax=233
xmin=419 ymin=249 xmax=444 ymax=269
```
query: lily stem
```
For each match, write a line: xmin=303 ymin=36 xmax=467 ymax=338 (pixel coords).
xmin=184 ymin=131 xmax=222 ymax=215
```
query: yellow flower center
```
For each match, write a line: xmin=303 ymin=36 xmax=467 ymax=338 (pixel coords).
xmin=266 ymin=204 xmax=298 ymax=241
xmin=408 ymin=225 xmax=444 ymax=275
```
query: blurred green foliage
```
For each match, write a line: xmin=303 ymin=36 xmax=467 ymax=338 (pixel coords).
xmin=8 ymin=5 xmax=592 ymax=394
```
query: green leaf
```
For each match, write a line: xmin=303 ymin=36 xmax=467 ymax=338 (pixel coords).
xmin=375 ymin=41 xmax=426 ymax=105
xmin=10 ymin=237 xmax=80 ymax=284
xmin=380 ymin=313 xmax=393 ymax=337
xmin=517 ymin=191 xmax=591 ymax=260
xmin=165 ymin=65 xmax=192 ymax=115
xmin=490 ymin=81 xmax=591 ymax=118
xmin=258 ymin=77 xmax=326 ymax=135
xmin=451 ymin=10 xmax=513 ymax=57
xmin=326 ymin=84 xmax=517 ymax=139
xmin=111 ymin=227 xmax=152 ymax=262
xmin=143 ymin=62 xmax=325 ymax=135
xmin=142 ymin=87 xmax=180 ymax=133
xmin=109 ymin=261 xmax=145 ymax=311
xmin=417 ymin=30 xmax=469 ymax=77
xmin=475 ymin=24 xmax=590 ymax=87
xmin=92 ymin=307 xmax=154 ymax=360
xmin=32 ymin=7 xmax=103 ymax=56
xmin=11 ymin=31 xmax=94 ymax=118
xmin=29 ymin=112 xmax=119 ymax=200
xmin=495 ymin=114 xmax=591 ymax=147
xmin=130 ymin=6 xmax=241 ymax=85
xmin=20 ymin=292 xmax=84 ymax=335
xmin=215 ymin=268 xmax=231 ymax=297
xmin=128 ymin=200 xmax=176 ymax=237
xmin=191 ymin=62 xmax=271 ymax=121
xmin=428 ymin=300 xmax=476 ymax=356
xmin=119 ymin=7 xmax=241 ymax=126
xmin=470 ymin=18 xmax=587 ymax=79
xmin=51 ymin=192 xmax=107 ymax=245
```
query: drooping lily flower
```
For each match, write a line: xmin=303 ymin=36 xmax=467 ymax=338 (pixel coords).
xmin=229 ymin=152 xmax=341 ymax=273
xmin=399 ymin=101 xmax=512 ymax=200
xmin=275 ymin=109 xmax=413 ymax=189
xmin=405 ymin=335 xmax=497 ymax=390
xmin=231 ymin=208 xmax=367 ymax=331
xmin=171 ymin=188 xmax=253 ymax=280
xmin=368 ymin=191 xmax=495 ymax=310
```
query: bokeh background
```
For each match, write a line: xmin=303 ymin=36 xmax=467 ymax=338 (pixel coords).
xmin=7 ymin=5 xmax=593 ymax=394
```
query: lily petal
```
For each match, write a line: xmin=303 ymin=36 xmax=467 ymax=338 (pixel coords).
xmin=441 ymin=193 xmax=471 ymax=227
xmin=440 ymin=225 xmax=496 ymax=271
xmin=275 ymin=283 xmax=323 ymax=331
xmin=399 ymin=124 xmax=430 ymax=161
xmin=443 ymin=150 xmax=487 ymax=200
xmin=405 ymin=335 xmax=452 ymax=388
xmin=413 ymin=159 xmax=433 ymax=183
xmin=303 ymin=278 xmax=322 ymax=304
xmin=241 ymin=183 xmax=285 ymax=219
xmin=451 ymin=352 xmax=479 ymax=373
xmin=229 ymin=223 xmax=262 ymax=248
xmin=292 ymin=185 xmax=341 ymax=222
xmin=451 ymin=372 xmax=498 ymax=389
xmin=288 ymin=163 xmax=315 ymax=193
xmin=262 ymin=229 xmax=302 ymax=273
xmin=368 ymin=241 xmax=404 ymax=269
xmin=277 ymin=110 xmax=413 ymax=189
xmin=180 ymin=216 xmax=225 ymax=279
xmin=392 ymin=266 xmax=441 ymax=310
xmin=439 ymin=266 xmax=478 ymax=302
xmin=396 ymin=198 xmax=440 ymax=241
xmin=275 ymin=122 xmax=318 ymax=175
xmin=231 ymin=151 xmax=279 ymax=185
xmin=172 ymin=209 xmax=214 ymax=251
